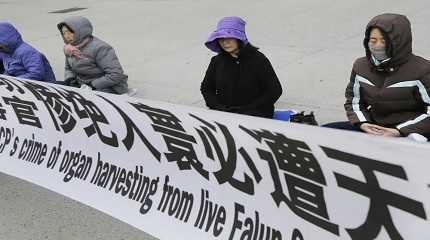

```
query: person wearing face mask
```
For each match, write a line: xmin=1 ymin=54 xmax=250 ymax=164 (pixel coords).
xmin=57 ymin=16 xmax=129 ymax=94
xmin=324 ymin=13 xmax=430 ymax=141
xmin=201 ymin=16 xmax=283 ymax=118
xmin=0 ymin=22 xmax=56 ymax=82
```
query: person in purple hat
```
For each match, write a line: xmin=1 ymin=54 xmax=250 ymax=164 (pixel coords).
xmin=200 ymin=16 xmax=282 ymax=118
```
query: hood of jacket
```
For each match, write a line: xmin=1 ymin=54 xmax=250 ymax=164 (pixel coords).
xmin=0 ymin=22 xmax=23 ymax=53
xmin=57 ymin=16 xmax=93 ymax=45
xmin=364 ymin=13 xmax=412 ymax=69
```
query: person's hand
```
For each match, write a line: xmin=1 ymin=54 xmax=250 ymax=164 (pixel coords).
xmin=64 ymin=78 xmax=77 ymax=86
xmin=360 ymin=123 xmax=400 ymax=137
xmin=360 ymin=123 xmax=385 ymax=135
xmin=80 ymin=84 xmax=93 ymax=91
xmin=379 ymin=127 xmax=401 ymax=137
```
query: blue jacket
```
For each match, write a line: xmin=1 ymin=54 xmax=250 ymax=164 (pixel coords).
xmin=0 ymin=22 xmax=56 ymax=82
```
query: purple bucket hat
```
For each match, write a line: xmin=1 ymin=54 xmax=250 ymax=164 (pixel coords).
xmin=205 ymin=16 xmax=249 ymax=53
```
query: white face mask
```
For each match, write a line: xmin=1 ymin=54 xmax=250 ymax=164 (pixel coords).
xmin=369 ymin=44 xmax=388 ymax=61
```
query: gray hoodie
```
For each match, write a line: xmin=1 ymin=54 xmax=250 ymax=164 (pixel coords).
xmin=58 ymin=16 xmax=128 ymax=94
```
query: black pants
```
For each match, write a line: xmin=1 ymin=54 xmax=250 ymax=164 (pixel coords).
xmin=321 ymin=121 xmax=362 ymax=132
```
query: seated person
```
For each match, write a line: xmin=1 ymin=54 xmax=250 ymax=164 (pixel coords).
xmin=0 ymin=22 xmax=56 ymax=82
xmin=57 ymin=16 xmax=128 ymax=94
xmin=324 ymin=13 xmax=430 ymax=140
xmin=201 ymin=16 xmax=282 ymax=118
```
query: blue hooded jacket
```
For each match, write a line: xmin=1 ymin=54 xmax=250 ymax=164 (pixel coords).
xmin=0 ymin=22 xmax=56 ymax=82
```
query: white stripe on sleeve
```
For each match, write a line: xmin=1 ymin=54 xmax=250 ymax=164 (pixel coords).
xmin=397 ymin=114 xmax=430 ymax=129
xmin=352 ymin=75 xmax=374 ymax=122
xmin=388 ymin=80 xmax=430 ymax=104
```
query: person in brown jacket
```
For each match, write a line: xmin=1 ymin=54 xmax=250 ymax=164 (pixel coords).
xmin=324 ymin=13 xmax=430 ymax=140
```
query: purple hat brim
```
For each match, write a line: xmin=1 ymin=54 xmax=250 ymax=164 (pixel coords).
xmin=205 ymin=29 xmax=248 ymax=53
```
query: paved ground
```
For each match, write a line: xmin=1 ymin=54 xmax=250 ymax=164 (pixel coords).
xmin=1 ymin=0 xmax=430 ymax=239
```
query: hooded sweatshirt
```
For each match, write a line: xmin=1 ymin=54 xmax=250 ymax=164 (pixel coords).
xmin=345 ymin=13 xmax=430 ymax=137
xmin=0 ymin=22 xmax=56 ymax=82
xmin=57 ymin=16 xmax=128 ymax=94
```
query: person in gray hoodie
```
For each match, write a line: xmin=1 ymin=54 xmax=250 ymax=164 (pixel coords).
xmin=57 ymin=16 xmax=128 ymax=94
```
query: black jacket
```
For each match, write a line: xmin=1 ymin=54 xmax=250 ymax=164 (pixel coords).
xmin=200 ymin=45 xmax=282 ymax=118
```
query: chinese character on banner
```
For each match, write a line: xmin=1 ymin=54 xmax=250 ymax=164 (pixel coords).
xmin=56 ymin=89 xmax=118 ymax=147
xmin=98 ymin=97 xmax=161 ymax=160
xmin=131 ymin=103 xmax=208 ymax=179
xmin=190 ymin=114 xmax=262 ymax=195
xmin=240 ymin=126 xmax=339 ymax=235
xmin=322 ymin=146 xmax=427 ymax=240
xmin=0 ymin=76 xmax=25 ymax=93
xmin=3 ymin=96 xmax=42 ymax=128
xmin=21 ymin=81 xmax=77 ymax=133
xmin=0 ymin=103 xmax=6 ymax=120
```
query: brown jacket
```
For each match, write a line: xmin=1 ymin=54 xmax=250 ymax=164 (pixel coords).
xmin=345 ymin=14 xmax=430 ymax=137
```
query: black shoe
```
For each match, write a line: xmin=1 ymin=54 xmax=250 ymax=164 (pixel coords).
xmin=290 ymin=111 xmax=318 ymax=126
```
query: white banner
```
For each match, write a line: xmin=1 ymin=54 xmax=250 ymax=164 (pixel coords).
xmin=0 ymin=74 xmax=429 ymax=240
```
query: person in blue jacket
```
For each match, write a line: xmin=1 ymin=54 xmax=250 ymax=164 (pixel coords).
xmin=0 ymin=22 xmax=56 ymax=82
